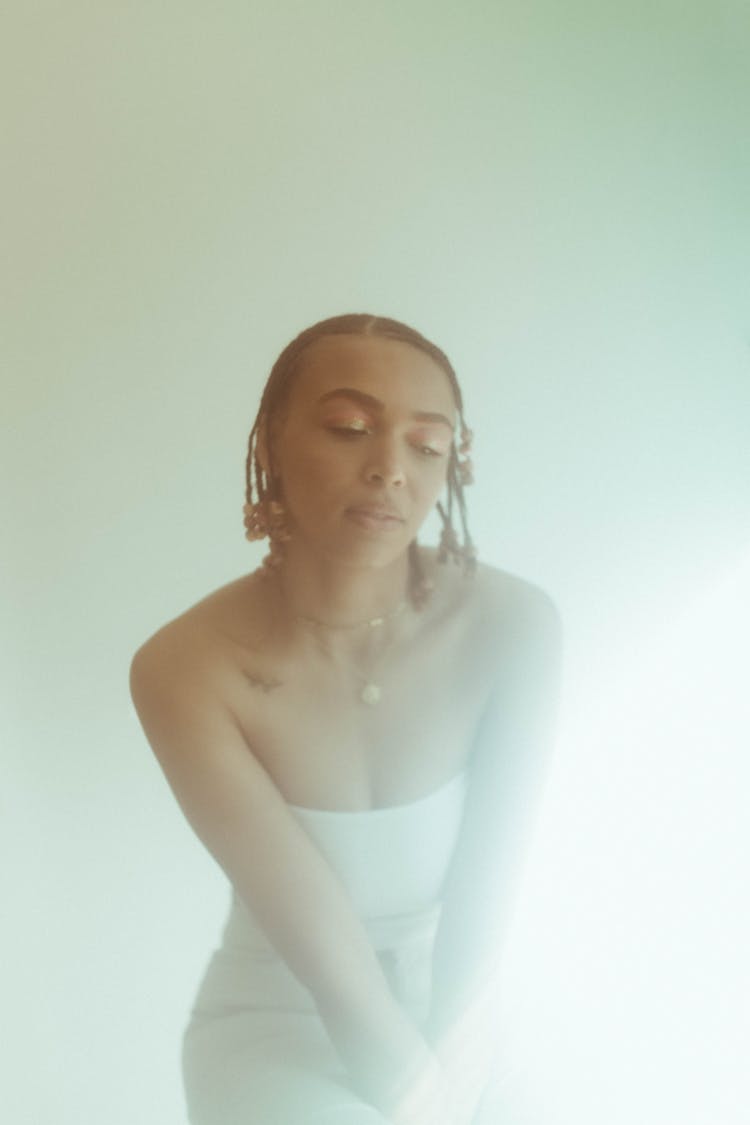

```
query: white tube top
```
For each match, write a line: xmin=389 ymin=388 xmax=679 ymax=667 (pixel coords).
xmin=287 ymin=769 xmax=470 ymax=934
xmin=190 ymin=770 xmax=470 ymax=1019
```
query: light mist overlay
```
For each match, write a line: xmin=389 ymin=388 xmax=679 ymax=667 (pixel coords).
xmin=3 ymin=4 xmax=748 ymax=1124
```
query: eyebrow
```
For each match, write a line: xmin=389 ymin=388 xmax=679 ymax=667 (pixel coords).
xmin=316 ymin=388 xmax=455 ymax=430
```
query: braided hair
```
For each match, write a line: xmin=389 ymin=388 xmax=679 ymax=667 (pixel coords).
xmin=244 ymin=314 xmax=476 ymax=596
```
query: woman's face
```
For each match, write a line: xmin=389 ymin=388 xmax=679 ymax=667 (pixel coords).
xmin=268 ymin=334 xmax=457 ymax=570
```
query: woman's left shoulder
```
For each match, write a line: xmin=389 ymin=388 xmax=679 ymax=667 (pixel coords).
xmin=462 ymin=562 xmax=562 ymax=657
xmin=473 ymin=562 xmax=559 ymax=618
xmin=420 ymin=548 xmax=560 ymax=651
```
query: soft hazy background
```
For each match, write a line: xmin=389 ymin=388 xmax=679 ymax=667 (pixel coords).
xmin=3 ymin=3 xmax=748 ymax=1123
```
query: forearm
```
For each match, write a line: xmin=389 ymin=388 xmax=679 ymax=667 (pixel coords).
xmin=424 ymin=904 xmax=508 ymax=1125
xmin=314 ymin=958 xmax=455 ymax=1123
xmin=427 ymin=881 xmax=508 ymax=1042
xmin=424 ymin=961 xmax=503 ymax=1125
xmin=425 ymin=618 xmax=560 ymax=1119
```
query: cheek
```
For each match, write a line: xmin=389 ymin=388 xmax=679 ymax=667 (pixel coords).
xmin=275 ymin=446 xmax=349 ymax=511
xmin=419 ymin=460 xmax=450 ymax=499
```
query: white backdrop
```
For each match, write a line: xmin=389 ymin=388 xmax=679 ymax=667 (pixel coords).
xmin=3 ymin=4 xmax=748 ymax=1123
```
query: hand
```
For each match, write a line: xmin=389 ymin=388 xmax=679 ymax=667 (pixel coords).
xmin=426 ymin=994 xmax=499 ymax=1125
xmin=384 ymin=1054 xmax=458 ymax=1125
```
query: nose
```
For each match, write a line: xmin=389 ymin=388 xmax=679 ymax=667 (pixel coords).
xmin=363 ymin=438 xmax=406 ymax=488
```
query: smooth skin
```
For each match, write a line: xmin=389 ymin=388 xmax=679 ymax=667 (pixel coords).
xmin=130 ymin=335 xmax=561 ymax=1124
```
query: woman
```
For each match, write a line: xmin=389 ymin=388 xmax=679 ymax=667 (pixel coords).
xmin=130 ymin=314 xmax=561 ymax=1125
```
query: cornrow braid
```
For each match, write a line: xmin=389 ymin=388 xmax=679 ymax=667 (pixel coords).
xmin=243 ymin=313 xmax=477 ymax=587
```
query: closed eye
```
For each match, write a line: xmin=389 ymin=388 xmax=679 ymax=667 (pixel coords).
xmin=329 ymin=423 xmax=372 ymax=438
xmin=412 ymin=441 xmax=448 ymax=458
xmin=327 ymin=423 xmax=447 ymax=456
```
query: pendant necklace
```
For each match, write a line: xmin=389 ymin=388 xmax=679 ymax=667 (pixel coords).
xmin=293 ymin=601 xmax=408 ymax=706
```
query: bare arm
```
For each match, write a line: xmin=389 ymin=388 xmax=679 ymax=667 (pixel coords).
xmin=130 ymin=632 xmax=452 ymax=1123
xmin=425 ymin=588 xmax=562 ymax=1122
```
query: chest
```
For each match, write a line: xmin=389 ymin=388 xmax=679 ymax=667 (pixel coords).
xmin=231 ymin=624 xmax=490 ymax=811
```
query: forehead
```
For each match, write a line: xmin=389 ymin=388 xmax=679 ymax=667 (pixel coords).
xmin=290 ymin=335 xmax=457 ymax=419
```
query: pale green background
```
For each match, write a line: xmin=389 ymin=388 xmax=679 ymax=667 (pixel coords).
xmin=3 ymin=3 xmax=748 ymax=1123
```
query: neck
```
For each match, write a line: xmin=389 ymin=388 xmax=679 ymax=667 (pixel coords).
xmin=274 ymin=544 xmax=411 ymax=629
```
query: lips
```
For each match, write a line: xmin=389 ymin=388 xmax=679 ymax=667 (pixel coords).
xmin=345 ymin=505 xmax=405 ymax=530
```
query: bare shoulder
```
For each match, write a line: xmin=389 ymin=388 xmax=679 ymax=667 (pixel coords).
xmin=423 ymin=548 xmax=560 ymax=650
xmin=129 ymin=572 xmax=261 ymax=707
xmin=471 ymin=562 xmax=561 ymax=639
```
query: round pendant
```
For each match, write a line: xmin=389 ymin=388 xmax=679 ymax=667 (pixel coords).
xmin=360 ymin=682 xmax=381 ymax=706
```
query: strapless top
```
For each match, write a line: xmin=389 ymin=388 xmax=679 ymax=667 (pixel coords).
xmin=286 ymin=770 xmax=470 ymax=928
xmin=190 ymin=770 xmax=470 ymax=1018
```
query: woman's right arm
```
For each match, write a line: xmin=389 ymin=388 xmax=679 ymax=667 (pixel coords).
xmin=129 ymin=633 xmax=453 ymax=1124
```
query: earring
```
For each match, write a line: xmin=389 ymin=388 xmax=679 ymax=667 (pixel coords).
xmin=243 ymin=501 xmax=269 ymax=541
xmin=243 ymin=499 xmax=290 ymax=542
xmin=243 ymin=498 xmax=292 ymax=575
xmin=458 ymin=426 xmax=473 ymax=455
xmin=266 ymin=500 xmax=291 ymax=572
xmin=457 ymin=426 xmax=474 ymax=486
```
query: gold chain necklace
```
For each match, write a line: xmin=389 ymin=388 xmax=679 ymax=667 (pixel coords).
xmin=293 ymin=602 xmax=408 ymax=706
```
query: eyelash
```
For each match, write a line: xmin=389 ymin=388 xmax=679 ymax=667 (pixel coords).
xmin=329 ymin=425 xmax=371 ymax=438
xmin=328 ymin=426 xmax=446 ymax=458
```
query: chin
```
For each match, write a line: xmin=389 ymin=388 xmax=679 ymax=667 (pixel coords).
xmin=321 ymin=534 xmax=410 ymax=572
